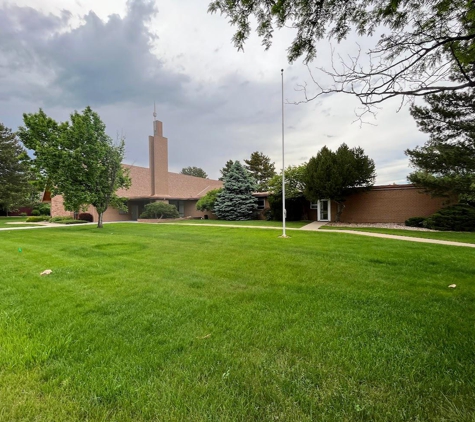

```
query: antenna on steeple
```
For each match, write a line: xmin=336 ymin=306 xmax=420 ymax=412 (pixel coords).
xmin=153 ymin=101 xmax=157 ymax=120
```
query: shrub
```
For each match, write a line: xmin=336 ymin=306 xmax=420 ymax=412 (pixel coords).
xmin=49 ymin=216 xmax=75 ymax=223
xmin=140 ymin=202 xmax=179 ymax=219
xmin=30 ymin=209 xmax=41 ymax=216
xmin=405 ymin=217 xmax=426 ymax=228
xmin=78 ymin=213 xmax=93 ymax=222
xmin=424 ymin=204 xmax=475 ymax=231
xmin=26 ymin=216 xmax=50 ymax=222
xmin=37 ymin=204 xmax=51 ymax=215
xmin=196 ymin=188 xmax=222 ymax=212
xmin=19 ymin=212 xmax=27 ymax=217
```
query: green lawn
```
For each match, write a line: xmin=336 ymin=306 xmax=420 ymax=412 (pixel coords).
xmin=322 ymin=226 xmax=475 ymax=244
xmin=169 ymin=219 xmax=310 ymax=228
xmin=0 ymin=216 xmax=39 ymax=228
xmin=0 ymin=224 xmax=474 ymax=421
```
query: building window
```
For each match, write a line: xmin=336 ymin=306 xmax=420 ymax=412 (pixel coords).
xmin=257 ymin=197 xmax=265 ymax=210
xmin=310 ymin=202 xmax=318 ymax=210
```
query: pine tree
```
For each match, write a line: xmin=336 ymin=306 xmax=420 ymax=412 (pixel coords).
xmin=219 ymin=160 xmax=234 ymax=181
xmin=0 ymin=122 xmax=32 ymax=214
xmin=406 ymin=89 xmax=475 ymax=202
xmin=214 ymin=161 xmax=257 ymax=220
xmin=244 ymin=151 xmax=276 ymax=192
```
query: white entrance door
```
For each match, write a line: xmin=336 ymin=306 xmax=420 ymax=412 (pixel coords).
xmin=317 ymin=199 xmax=331 ymax=222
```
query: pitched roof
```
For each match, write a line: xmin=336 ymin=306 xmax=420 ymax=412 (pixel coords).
xmin=117 ymin=165 xmax=223 ymax=200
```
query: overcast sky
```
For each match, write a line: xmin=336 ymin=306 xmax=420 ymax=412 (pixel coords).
xmin=0 ymin=0 xmax=428 ymax=183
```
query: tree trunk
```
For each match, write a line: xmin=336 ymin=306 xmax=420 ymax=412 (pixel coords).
xmin=97 ymin=212 xmax=104 ymax=229
xmin=336 ymin=202 xmax=345 ymax=222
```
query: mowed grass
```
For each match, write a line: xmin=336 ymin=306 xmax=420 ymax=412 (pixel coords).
xmin=0 ymin=224 xmax=474 ymax=421
xmin=171 ymin=219 xmax=310 ymax=228
xmin=322 ymin=226 xmax=475 ymax=244
xmin=0 ymin=216 xmax=38 ymax=228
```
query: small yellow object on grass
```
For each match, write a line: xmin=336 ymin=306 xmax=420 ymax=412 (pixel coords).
xmin=40 ymin=269 xmax=53 ymax=276
xmin=448 ymin=284 xmax=456 ymax=288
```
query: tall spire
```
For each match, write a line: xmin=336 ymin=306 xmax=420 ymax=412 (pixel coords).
xmin=153 ymin=101 xmax=157 ymax=121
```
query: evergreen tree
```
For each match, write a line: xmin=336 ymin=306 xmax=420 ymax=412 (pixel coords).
xmin=219 ymin=160 xmax=234 ymax=181
xmin=214 ymin=161 xmax=257 ymax=220
xmin=0 ymin=123 xmax=33 ymax=214
xmin=181 ymin=166 xmax=208 ymax=178
xmin=406 ymin=89 xmax=475 ymax=202
xmin=305 ymin=144 xmax=376 ymax=221
xmin=244 ymin=151 xmax=276 ymax=192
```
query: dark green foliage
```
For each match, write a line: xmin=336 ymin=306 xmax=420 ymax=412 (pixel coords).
xmin=208 ymin=0 xmax=475 ymax=104
xmin=26 ymin=216 xmax=50 ymax=222
xmin=78 ymin=213 xmax=93 ymax=222
xmin=243 ymin=151 xmax=276 ymax=192
xmin=59 ymin=219 xmax=88 ymax=225
xmin=214 ymin=161 xmax=257 ymax=220
xmin=35 ymin=203 xmax=51 ymax=215
xmin=305 ymin=144 xmax=376 ymax=221
xmin=30 ymin=209 xmax=40 ymax=216
xmin=181 ymin=166 xmax=208 ymax=178
xmin=405 ymin=217 xmax=427 ymax=228
xmin=424 ymin=204 xmax=475 ymax=231
xmin=219 ymin=160 xmax=234 ymax=181
xmin=406 ymin=89 xmax=475 ymax=202
xmin=0 ymin=122 xmax=34 ymax=214
xmin=140 ymin=202 xmax=179 ymax=219
xmin=196 ymin=188 xmax=222 ymax=212
xmin=18 ymin=107 xmax=131 ymax=228
xmin=268 ymin=195 xmax=306 ymax=221
xmin=49 ymin=216 xmax=75 ymax=222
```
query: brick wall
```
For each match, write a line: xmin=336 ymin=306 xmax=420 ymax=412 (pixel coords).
xmin=338 ymin=186 xmax=451 ymax=223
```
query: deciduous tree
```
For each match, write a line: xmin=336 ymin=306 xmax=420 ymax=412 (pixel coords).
xmin=244 ymin=151 xmax=276 ymax=192
xmin=305 ymin=144 xmax=376 ymax=221
xmin=209 ymin=0 xmax=475 ymax=109
xmin=181 ymin=166 xmax=208 ymax=178
xmin=214 ymin=161 xmax=257 ymax=220
xmin=18 ymin=107 xmax=131 ymax=228
xmin=196 ymin=188 xmax=223 ymax=212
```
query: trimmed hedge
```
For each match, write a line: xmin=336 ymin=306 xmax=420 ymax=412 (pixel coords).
xmin=425 ymin=204 xmax=475 ymax=231
xmin=26 ymin=216 xmax=50 ymax=222
xmin=31 ymin=209 xmax=41 ymax=216
xmin=405 ymin=217 xmax=426 ymax=228
xmin=59 ymin=219 xmax=88 ymax=225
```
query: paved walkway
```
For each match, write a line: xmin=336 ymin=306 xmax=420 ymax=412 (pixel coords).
xmin=1 ymin=221 xmax=474 ymax=248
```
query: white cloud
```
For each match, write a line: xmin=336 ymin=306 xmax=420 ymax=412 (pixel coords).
xmin=0 ymin=0 xmax=428 ymax=183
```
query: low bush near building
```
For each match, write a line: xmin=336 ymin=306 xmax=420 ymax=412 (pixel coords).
xmin=49 ymin=216 xmax=74 ymax=223
xmin=78 ymin=213 xmax=93 ymax=222
xmin=26 ymin=216 xmax=50 ymax=222
xmin=140 ymin=202 xmax=179 ymax=219
xmin=60 ymin=219 xmax=88 ymax=225
xmin=425 ymin=204 xmax=475 ymax=231
xmin=405 ymin=217 xmax=426 ymax=228
xmin=37 ymin=204 xmax=51 ymax=215
xmin=30 ymin=209 xmax=41 ymax=216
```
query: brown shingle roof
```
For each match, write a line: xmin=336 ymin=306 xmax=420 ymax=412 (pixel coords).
xmin=117 ymin=165 xmax=223 ymax=200
xmin=167 ymin=172 xmax=223 ymax=199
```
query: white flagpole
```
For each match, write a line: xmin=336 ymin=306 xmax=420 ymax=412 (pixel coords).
xmin=281 ymin=69 xmax=287 ymax=238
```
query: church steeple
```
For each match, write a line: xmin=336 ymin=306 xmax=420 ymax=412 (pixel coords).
xmin=149 ymin=104 xmax=169 ymax=198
